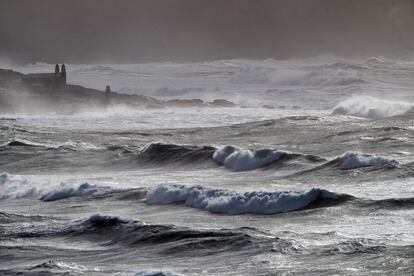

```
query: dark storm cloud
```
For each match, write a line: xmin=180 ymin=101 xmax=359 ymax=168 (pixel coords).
xmin=0 ymin=0 xmax=413 ymax=63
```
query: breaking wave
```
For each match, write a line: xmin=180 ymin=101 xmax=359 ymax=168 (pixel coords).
xmin=213 ymin=145 xmax=286 ymax=171
xmin=137 ymin=143 xmax=394 ymax=173
xmin=39 ymin=183 xmax=121 ymax=202
xmin=331 ymin=152 xmax=398 ymax=170
xmin=136 ymin=143 xmax=323 ymax=172
xmin=0 ymin=173 xmax=122 ymax=201
xmin=332 ymin=96 xmax=412 ymax=119
xmin=2 ymin=140 xmax=397 ymax=175
xmin=147 ymin=184 xmax=352 ymax=214
xmin=213 ymin=145 xmax=323 ymax=171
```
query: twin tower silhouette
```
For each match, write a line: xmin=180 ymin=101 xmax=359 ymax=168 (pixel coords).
xmin=54 ymin=64 xmax=66 ymax=77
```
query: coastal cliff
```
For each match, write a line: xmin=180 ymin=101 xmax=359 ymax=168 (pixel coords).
xmin=0 ymin=68 xmax=161 ymax=113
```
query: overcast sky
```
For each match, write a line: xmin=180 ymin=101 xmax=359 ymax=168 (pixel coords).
xmin=1 ymin=0 xmax=413 ymax=63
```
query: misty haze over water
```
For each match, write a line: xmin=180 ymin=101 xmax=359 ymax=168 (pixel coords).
xmin=0 ymin=1 xmax=414 ymax=276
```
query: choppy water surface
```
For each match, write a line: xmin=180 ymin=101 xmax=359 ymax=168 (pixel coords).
xmin=1 ymin=57 xmax=414 ymax=275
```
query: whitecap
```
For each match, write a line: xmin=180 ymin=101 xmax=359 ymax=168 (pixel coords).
xmin=147 ymin=184 xmax=344 ymax=214
xmin=337 ymin=152 xmax=398 ymax=170
xmin=332 ymin=95 xmax=412 ymax=119
xmin=0 ymin=173 xmax=122 ymax=201
xmin=213 ymin=145 xmax=286 ymax=171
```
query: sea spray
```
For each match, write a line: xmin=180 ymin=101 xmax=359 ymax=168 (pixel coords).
xmin=332 ymin=96 xmax=412 ymax=119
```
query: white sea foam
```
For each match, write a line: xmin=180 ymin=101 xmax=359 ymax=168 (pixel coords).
xmin=213 ymin=145 xmax=286 ymax=171
xmin=147 ymin=184 xmax=328 ymax=214
xmin=337 ymin=152 xmax=398 ymax=170
xmin=0 ymin=173 xmax=120 ymax=201
xmin=332 ymin=96 xmax=412 ymax=119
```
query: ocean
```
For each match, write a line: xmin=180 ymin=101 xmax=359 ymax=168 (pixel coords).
xmin=1 ymin=56 xmax=413 ymax=275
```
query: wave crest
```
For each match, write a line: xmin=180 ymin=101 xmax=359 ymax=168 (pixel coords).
xmin=335 ymin=152 xmax=398 ymax=170
xmin=213 ymin=145 xmax=323 ymax=171
xmin=147 ymin=184 xmax=351 ymax=214
xmin=40 ymin=183 xmax=120 ymax=202
xmin=80 ymin=214 xmax=139 ymax=227
xmin=332 ymin=96 xmax=412 ymax=119
xmin=0 ymin=173 xmax=122 ymax=201
xmin=138 ymin=143 xmax=216 ymax=167
xmin=213 ymin=145 xmax=287 ymax=171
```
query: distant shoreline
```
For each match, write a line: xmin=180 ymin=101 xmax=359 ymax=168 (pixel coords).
xmin=0 ymin=68 xmax=236 ymax=113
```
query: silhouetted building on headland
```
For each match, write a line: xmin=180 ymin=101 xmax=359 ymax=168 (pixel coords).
xmin=22 ymin=64 xmax=66 ymax=88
